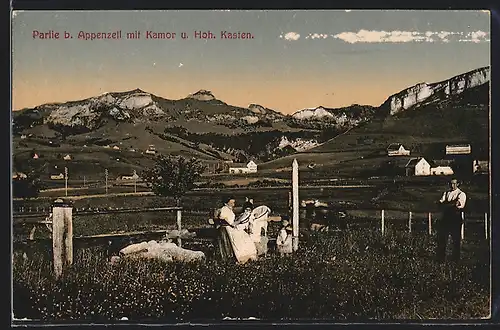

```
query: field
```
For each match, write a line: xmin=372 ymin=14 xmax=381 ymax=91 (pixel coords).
xmin=13 ymin=230 xmax=490 ymax=321
xmin=12 ymin=181 xmax=491 ymax=322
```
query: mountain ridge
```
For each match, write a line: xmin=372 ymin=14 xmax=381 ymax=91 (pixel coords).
xmin=12 ymin=66 xmax=490 ymax=168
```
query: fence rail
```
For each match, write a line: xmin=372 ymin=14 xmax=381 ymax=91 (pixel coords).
xmin=14 ymin=206 xmax=490 ymax=242
xmin=13 ymin=199 xmax=186 ymax=279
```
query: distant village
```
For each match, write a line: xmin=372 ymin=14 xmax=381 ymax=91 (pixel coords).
xmin=384 ymin=143 xmax=488 ymax=177
xmin=13 ymin=139 xmax=488 ymax=182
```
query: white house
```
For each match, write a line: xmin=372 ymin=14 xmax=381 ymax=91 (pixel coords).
xmin=32 ymin=153 xmax=39 ymax=159
xmin=50 ymin=173 xmax=65 ymax=180
xmin=20 ymin=134 xmax=27 ymax=139
xmin=431 ymin=166 xmax=454 ymax=175
xmin=229 ymin=161 xmax=258 ymax=174
xmin=405 ymin=157 xmax=431 ymax=176
xmin=387 ymin=143 xmax=411 ymax=156
xmin=473 ymin=160 xmax=489 ymax=174
xmin=430 ymin=159 xmax=454 ymax=175
xmin=145 ymin=145 xmax=156 ymax=155
xmin=113 ymin=145 xmax=120 ymax=150
xmin=63 ymin=154 xmax=72 ymax=161
xmin=446 ymin=144 xmax=471 ymax=155
xmin=116 ymin=170 xmax=139 ymax=181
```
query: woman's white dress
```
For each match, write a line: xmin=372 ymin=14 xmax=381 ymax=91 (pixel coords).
xmin=220 ymin=205 xmax=258 ymax=264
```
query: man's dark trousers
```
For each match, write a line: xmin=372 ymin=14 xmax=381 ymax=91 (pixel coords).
xmin=436 ymin=206 xmax=462 ymax=262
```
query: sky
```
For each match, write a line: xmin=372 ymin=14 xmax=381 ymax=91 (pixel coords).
xmin=11 ymin=10 xmax=490 ymax=114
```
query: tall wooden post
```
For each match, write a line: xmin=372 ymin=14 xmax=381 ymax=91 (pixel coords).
xmin=177 ymin=208 xmax=182 ymax=247
xmin=428 ymin=212 xmax=432 ymax=235
xmin=408 ymin=211 xmax=412 ymax=233
xmin=292 ymin=159 xmax=299 ymax=251
xmin=64 ymin=167 xmax=68 ymax=197
xmin=381 ymin=209 xmax=385 ymax=235
xmin=461 ymin=212 xmax=465 ymax=240
xmin=105 ymin=169 xmax=109 ymax=194
xmin=52 ymin=198 xmax=73 ymax=279
xmin=484 ymin=212 xmax=488 ymax=239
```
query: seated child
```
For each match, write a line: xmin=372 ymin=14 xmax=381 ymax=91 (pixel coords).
xmin=276 ymin=220 xmax=293 ymax=255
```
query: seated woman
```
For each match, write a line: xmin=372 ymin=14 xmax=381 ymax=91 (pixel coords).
xmin=218 ymin=197 xmax=258 ymax=264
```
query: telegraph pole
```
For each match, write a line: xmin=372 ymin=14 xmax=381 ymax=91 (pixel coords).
xmin=133 ymin=170 xmax=137 ymax=193
xmin=64 ymin=167 xmax=68 ymax=197
xmin=105 ymin=169 xmax=108 ymax=194
xmin=83 ymin=175 xmax=86 ymax=187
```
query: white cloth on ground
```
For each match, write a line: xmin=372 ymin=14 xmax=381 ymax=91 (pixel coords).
xmin=119 ymin=240 xmax=205 ymax=263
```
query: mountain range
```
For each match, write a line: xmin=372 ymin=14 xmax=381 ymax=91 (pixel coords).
xmin=12 ymin=66 xmax=490 ymax=177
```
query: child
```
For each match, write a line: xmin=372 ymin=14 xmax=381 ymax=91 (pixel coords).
xmin=276 ymin=220 xmax=293 ymax=255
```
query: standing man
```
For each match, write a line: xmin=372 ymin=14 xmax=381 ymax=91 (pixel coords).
xmin=436 ymin=178 xmax=467 ymax=262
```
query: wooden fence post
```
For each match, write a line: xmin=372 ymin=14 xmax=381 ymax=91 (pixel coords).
xmin=52 ymin=198 xmax=73 ymax=279
xmin=381 ymin=209 xmax=385 ymax=235
xmin=408 ymin=211 xmax=412 ymax=233
xmin=428 ymin=212 xmax=432 ymax=235
xmin=484 ymin=212 xmax=488 ymax=240
xmin=177 ymin=208 xmax=182 ymax=247
xmin=461 ymin=212 xmax=465 ymax=240
xmin=292 ymin=159 xmax=299 ymax=251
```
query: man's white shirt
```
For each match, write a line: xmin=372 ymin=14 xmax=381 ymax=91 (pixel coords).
xmin=440 ymin=188 xmax=467 ymax=209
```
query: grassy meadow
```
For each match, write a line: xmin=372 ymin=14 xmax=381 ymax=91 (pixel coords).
xmin=12 ymin=183 xmax=491 ymax=322
xmin=13 ymin=230 xmax=490 ymax=322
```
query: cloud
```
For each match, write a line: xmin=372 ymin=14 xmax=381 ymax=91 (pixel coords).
xmin=283 ymin=29 xmax=489 ymax=43
xmin=459 ymin=30 xmax=491 ymax=43
xmin=280 ymin=32 xmax=300 ymax=41
xmin=330 ymin=29 xmax=489 ymax=43
xmin=305 ymin=33 xmax=329 ymax=40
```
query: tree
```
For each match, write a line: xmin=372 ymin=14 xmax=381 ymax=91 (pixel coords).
xmin=142 ymin=155 xmax=206 ymax=206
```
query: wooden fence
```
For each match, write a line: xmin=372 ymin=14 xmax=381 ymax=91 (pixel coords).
xmin=12 ymin=159 xmax=491 ymax=278
xmin=13 ymin=200 xmax=490 ymax=277
xmin=378 ymin=209 xmax=489 ymax=239
xmin=13 ymin=198 xmax=184 ymax=279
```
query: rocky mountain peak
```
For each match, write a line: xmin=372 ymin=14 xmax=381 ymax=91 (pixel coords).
xmin=381 ymin=66 xmax=490 ymax=115
xmin=248 ymin=104 xmax=266 ymax=114
xmin=292 ymin=106 xmax=334 ymax=120
xmin=188 ymin=90 xmax=216 ymax=101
